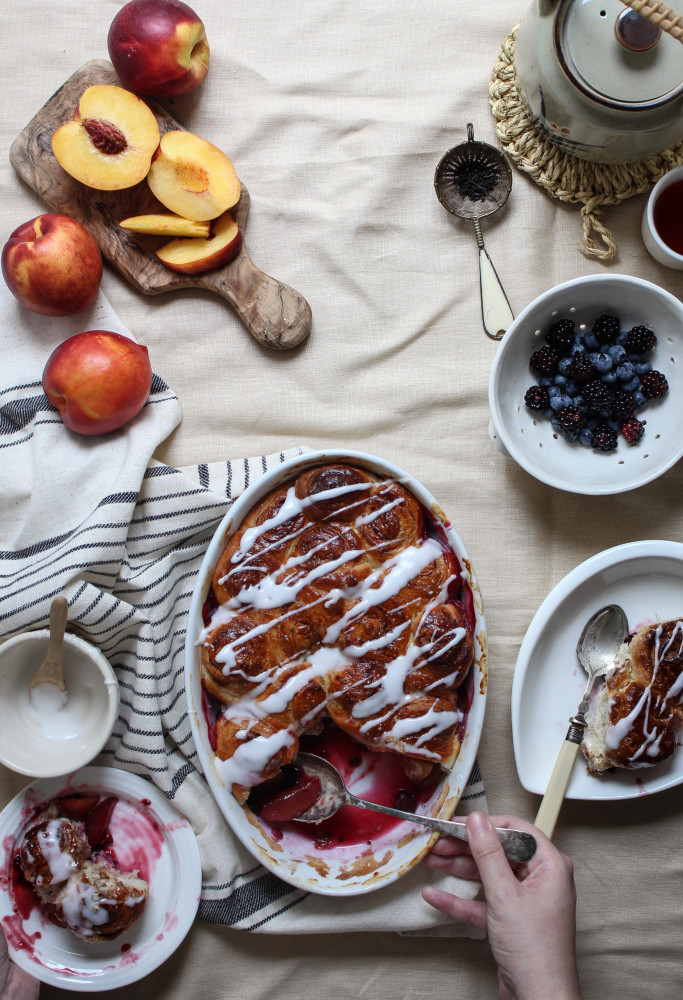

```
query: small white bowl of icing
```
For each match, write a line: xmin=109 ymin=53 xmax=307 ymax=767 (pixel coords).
xmin=0 ymin=630 xmax=119 ymax=777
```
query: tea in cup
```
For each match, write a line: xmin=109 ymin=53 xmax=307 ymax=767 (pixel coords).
xmin=642 ymin=165 xmax=683 ymax=270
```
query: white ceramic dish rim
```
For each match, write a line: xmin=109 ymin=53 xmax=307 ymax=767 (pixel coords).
xmin=511 ymin=539 xmax=683 ymax=801
xmin=488 ymin=273 xmax=683 ymax=495
xmin=184 ymin=448 xmax=487 ymax=897
xmin=0 ymin=630 xmax=120 ymax=777
xmin=0 ymin=765 xmax=202 ymax=991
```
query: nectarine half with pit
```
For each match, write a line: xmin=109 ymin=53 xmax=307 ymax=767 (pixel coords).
xmin=119 ymin=213 xmax=210 ymax=237
xmin=42 ymin=330 xmax=153 ymax=436
xmin=146 ymin=130 xmax=241 ymax=221
xmin=2 ymin=213 xmax=102 ymax=317
xmin=51 ymin=85 xmax=160 ymax=191
xmin=108 ymin=0 xmax=210 ymax=98
xmin=155 ymin=211 xmax=242 ymax=273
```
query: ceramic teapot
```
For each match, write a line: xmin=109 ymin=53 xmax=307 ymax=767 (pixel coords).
xmin=514 ymin=0 xmax=683 ymax=163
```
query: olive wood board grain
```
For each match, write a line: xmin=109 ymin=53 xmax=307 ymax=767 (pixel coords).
xmin=9 ymin=60 xmax=311 ymax=351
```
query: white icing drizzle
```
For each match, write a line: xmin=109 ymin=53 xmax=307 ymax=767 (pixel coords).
xmin=34 ymin=819 xmax=81 ymax=884
xmin=606 ymin=620 xmax=683 ymax=762
xmin=204 ymin=475 xmax=471 ymax=787
xmin=59 ymin=875 xmax=113 ymax=935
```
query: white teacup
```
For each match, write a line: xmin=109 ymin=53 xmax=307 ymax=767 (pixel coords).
xmin=641 ymin=165 xmax=683 ymax=270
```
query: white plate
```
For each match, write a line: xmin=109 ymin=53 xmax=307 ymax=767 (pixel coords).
xmin=184 ymin=449 xmax=487 ymax=896
xmin=0 ymin=766 xmax=201 ymax=991
xmin=512 ymin=540 xmax=683 ymax=801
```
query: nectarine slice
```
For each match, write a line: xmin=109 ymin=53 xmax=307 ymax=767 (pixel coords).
xmin=155 ymin=211 xmax=243 ymax=273
xmin=51 ymin=84 xmax=160 ymax=191
xmin=119 ymin=213 xmax=210 ymax=237
xmin=147 ymin=130 xmax=241 ymax=221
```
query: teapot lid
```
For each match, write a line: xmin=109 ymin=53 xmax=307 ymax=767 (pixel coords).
xmin=555 ymin=0 xmax=683 ymax=109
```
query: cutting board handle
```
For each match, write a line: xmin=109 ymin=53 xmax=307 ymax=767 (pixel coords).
xmin=198 ymin=253 xmax=312 ymax=350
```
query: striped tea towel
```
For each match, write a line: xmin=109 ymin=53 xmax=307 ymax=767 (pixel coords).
xmin=0 ymin=284 xmax=487 ymax=936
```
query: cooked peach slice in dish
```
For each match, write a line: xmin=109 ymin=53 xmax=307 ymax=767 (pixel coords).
xmin=146 ymin=130 xmax=241 ymax=222
xmin=51 ymin=84 xmax=160 ymax=191
xmin=155 ymin=211 xmax=242 ymax=273
xmin=119 ymin=213 xmax=211 ymax=237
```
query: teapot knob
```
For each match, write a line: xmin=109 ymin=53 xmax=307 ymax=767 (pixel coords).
xmin=615 ymin=7 xmax=662 ymax=50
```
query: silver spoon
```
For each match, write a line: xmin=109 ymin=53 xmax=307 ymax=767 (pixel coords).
xmin=295 ymin=752 xmax=537 ymax=863
xmin=535 ymin=603 xmax=629 ymax=838
xmin=434 ymin=123 xmax=514 ymax=340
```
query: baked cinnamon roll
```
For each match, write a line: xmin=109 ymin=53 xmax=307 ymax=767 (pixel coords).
xmin=583 ymin=618 xmax=683 ymax=773
xmin=200 ymin=463 xmax=477 ymax=799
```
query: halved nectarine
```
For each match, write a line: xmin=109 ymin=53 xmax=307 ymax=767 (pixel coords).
xmin=155 ymin=211 xmax=242 ymax=273
xmin=119 ymin=213 xmax=210 ymax=237
xmin=51 ymin=84 xmax=160 ymax=191
xmin=146 ymin=130 xmax=241 ymax=222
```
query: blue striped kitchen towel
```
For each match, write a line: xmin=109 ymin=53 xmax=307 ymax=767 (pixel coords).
xmin=0 ymin=284 xmax=487 ymax=935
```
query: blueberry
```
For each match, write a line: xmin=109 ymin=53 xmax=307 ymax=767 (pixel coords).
xmin=550 ymin=395 xmax=565 ymax=411
xmin=551 ymin=416 xmax=562 ymax=432
xmin=579 ymin=428 xmax=594 ymax=446
xmin=563 ymin=430 xmax=580 ymax=443
xmin=558 ymin=357 xmax=573 ymax=376
xmin=582 ymin=332 xmax=599 ymax=351
xmin=573 ymin=395 xmax=584 ymax=409
xmin=623 ymin=376 xmax=640 ymax=393
xmin=616 ymin=330 xmax=629 ymax=346
xmin=635 ymin=362 xmax=652 ymax=377
xmin=553 ymin=374 xmax=568 ymax=387
xmin=548 ymin=384 xmax=561 ymax=397
xmin=608 ymin=345 xmax=626 ymax=362
xmin=616 ymin=361 xmax=635 ymax=381
xmin=543 ymin=407 xmax=554 ymax=419
xmin=633 ymin=391 xmax=646 ymax=409
xmin=590 ymin=352 xmax=613 ymax=373
xmin=587 ymin=417 xmax=599 ymax=431
xmin=570 ymin=343 xmax=586 ymax=356
xmin=565 ymin=380 xmax=579 ymax=397
xmin=539 ymin=376 xmax=552 ymax=387
xmin=601 ymin=371 xmax=617 ymax=385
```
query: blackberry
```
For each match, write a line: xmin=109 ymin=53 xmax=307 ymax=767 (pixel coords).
xmin=592 ymin=314 xmax=621 ymax=344
xmin=569 ymin=355 xmax=597 ymax=383
xmin=625 ymin=325 xmax=657 ymax=354
xmin=611 ymin=389 xmax=636 ymax=419
xmin=556 ymin=406 xmax=584 ymax=435
xmin=524 ymin=385 xmax=550 ymax=411
xmin=530 ymin=345 xmax=559 ymax=375
xmin=582 ymin=379 xmax=613 ymax=412
xmin=546 ymin=318 xmax=575 ymax=352
xmin=640 ymin=370 xmax=669 ymax=399
xmin=621 ymin=417 xmax=645 ymax=443
xmin=592 ymin=424 xmax=618 ymax=452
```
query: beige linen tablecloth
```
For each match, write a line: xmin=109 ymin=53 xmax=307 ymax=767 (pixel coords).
xmin=1 ymin=0 xmax=682 ymax=997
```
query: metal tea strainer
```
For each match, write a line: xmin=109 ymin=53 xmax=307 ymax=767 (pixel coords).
xmin=435 ymin=123 xmax=513 ymax=340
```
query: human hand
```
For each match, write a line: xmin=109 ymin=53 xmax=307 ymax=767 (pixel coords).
xmin=0 ymin=925 xmax=39 ymax=1000
xmin=422 ymin=812 xmax=582 ymax=1000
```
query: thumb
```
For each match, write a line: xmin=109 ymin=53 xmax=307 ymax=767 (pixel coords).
xmin=466 ymin=812 xmax=518 ymax=894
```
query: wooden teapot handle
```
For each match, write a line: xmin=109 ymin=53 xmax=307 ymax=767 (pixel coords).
xmin=620 ymin=0 xmax=683 ymax=41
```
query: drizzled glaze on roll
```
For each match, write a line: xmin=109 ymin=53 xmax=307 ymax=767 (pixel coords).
xmin=583 ymin=618 xmax=683 ymax=773
xmin=199 ymin=464 xmax=475 ymax=801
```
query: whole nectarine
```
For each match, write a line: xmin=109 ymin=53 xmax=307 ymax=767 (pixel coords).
xmin=108 ymin=0 xmax=210 ymax=97
xmin=43 ymin=331 xmax=153 ymax=436
xmin=2 ymin=214 xmax=103 ymax=317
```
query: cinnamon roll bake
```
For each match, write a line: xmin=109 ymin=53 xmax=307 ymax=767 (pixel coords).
xmin=583 ymin=618 xmax=683 ymax=773
xmin=199 ymin=463 xmax=476 ymax=804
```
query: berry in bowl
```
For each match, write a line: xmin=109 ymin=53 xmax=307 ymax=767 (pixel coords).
xmin=489 ymin=275 xmax=683 ymax=495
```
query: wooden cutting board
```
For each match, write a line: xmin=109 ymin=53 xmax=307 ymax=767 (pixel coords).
xmin=9 ymin=60 xmax=311 ymax=351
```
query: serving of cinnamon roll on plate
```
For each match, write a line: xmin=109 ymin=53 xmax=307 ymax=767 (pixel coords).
xmin=583 ymin=618 xmax=683 ymax=774
xmin=185 ymin=450 xmax=487 ymax=895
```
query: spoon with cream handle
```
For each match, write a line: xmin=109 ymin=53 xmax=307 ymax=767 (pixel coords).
xmin=295 ymin=752 xmax=537 ymax=863
xmin=29 ymin=596 xmax=69 ymax=702
xmin=534 ymin=603 xmax=628 ymax=838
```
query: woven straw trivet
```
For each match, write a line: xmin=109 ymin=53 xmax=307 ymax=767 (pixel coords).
xmin=489 ymin=24 xmax=683 ymax=260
